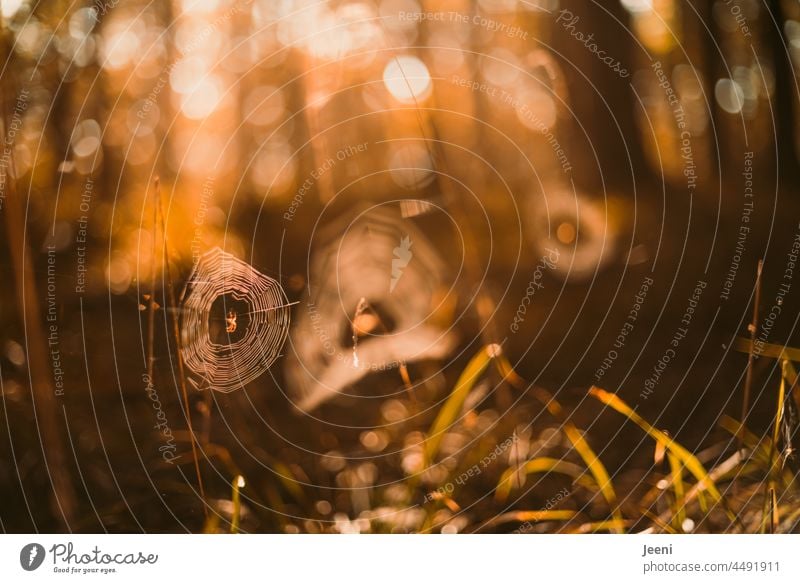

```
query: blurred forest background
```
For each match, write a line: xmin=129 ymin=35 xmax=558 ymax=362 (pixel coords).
xmin=1 ymin=0 xmax=800 ymax=533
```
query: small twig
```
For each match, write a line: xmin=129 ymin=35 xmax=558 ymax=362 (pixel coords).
xmin=770 ymin=488 xmax=778 ymax=534
xmin=740 ymin=259 xmax=763 ymax=447
xmin=398 ymin=363 xmax=416 ymax=403
xmin=513 ymin=429 xmax=522 ymax=490
xmin=153 ymin=177 xmax=207 ymax=517
xmin=761 ymin=362 xmax=787 ymax=533
xmin=146 ymin=184 xmax=158 ymax=383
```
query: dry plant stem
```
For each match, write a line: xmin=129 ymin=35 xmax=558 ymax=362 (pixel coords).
xmin=761 ymin=364 xmax=786 ymax=533
xmin=153 ymin=177 xmax=208 ymax=517
xmin=1 ymin=23 xmax=76 ymax=528
xmin=146 ymin=184 xmax=157 ymax=384
xmin=398 ymin=363 xmax=416 ymax=403
xmin=639 ymin=509 xmax=679 ymax=534
xmin=655 ymin=449 xmax=744 ymax=530
xmin=740 ymin=259 xmax=763 ymax=447
xmin=770 ymin=488 xmax=778 ymax=533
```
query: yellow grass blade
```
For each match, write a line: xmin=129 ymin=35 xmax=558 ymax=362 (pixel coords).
xmin=202 ymin=512 xmax=219 ymax=534
xmin=783 ymin=359 xmax=799 ymax=385
xmin=589 ymin=386 xmax=738 ymax=525
xmin=733 ymin=337 xmax=800 ymax=361
xmin=771 ymin=365 xmax=787 ymax=462
xmin=697 ymin=487 xmax=708 ymax=514
xmin=484 ymin=510 xmax=576 ymax=530
xmin=720 ymin=416 xmax=771 ymax=461
xmin=424 ymin=344 xmax=500 ymax=466
xmin=561 ymin=423 xmax=625 ymax=533
xmin=272 ymin=460 xmax=306 ymax=502
xmin=531 ymin=387 xmax=624 ymax=532
xmin=667 ymin=453 xmax=686 ymax=532
xmin=762 ymin=367 xmax=787 ymax=533
xmin=770 ymin=488 xmax=779 ymax=533
xmin=718 ymin=416 xmax=790 ymax=488
xmin=654 ymin=440 xmax=667 ymax=466
xmin=493 ymin=353 xmax=526 ymax=389
xmin=782 ymin=359 xmax=800 ymax=422
xmin=230 ymin=475 xmax=244 ymax=534
xmin=495 ymin=457 xmax=593 ymax=502
xmin=567 ymin=519 xmax=633 ymax=534
xmin=488 ymin=358 xmax=623 ymax=529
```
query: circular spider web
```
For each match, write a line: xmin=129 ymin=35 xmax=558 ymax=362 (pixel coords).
xmin=179 ymin=247 xmax=290 ymax=393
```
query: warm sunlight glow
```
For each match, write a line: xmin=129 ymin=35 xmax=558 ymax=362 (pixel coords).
xmin=383 ymin=56 xmax=432 ymax=103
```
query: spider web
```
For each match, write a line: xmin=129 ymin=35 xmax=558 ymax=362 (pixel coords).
xmin=179 ymin=247 xmax=291 ymax=393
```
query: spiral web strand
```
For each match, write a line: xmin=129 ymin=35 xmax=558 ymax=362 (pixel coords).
xmin=179 ymin=248 xmax=291 ymax=393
